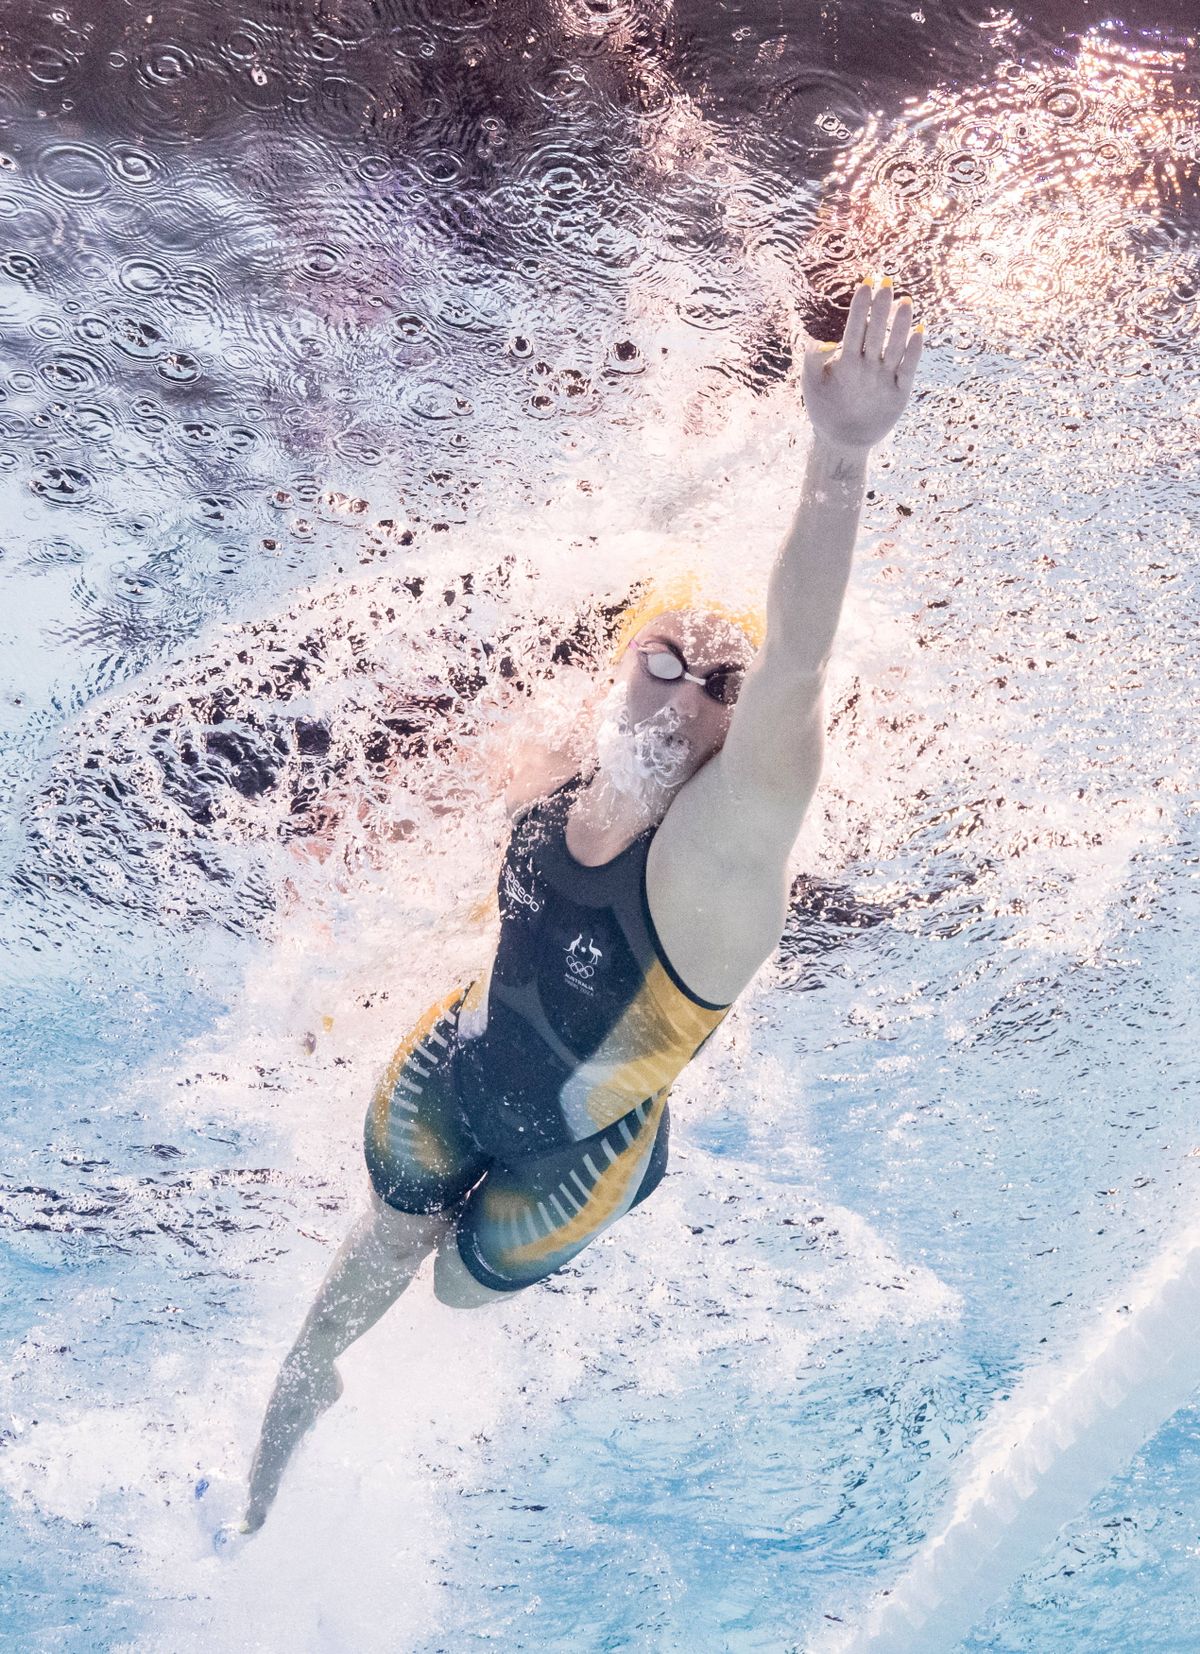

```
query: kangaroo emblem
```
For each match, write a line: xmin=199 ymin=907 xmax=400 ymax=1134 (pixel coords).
xmin=564 ymin=932 xmax=603 ymax=992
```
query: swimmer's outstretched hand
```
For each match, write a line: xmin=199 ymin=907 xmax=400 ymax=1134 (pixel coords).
xmin=801 ymin=275 xmax=925 ymax=452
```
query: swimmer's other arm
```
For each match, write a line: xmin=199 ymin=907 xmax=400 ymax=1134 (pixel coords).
xmin=499 ymin=669 xmax=607 ymax=821
xmin=655 ymin=279 xmax=925 ymax=933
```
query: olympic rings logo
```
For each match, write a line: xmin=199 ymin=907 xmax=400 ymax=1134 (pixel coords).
xmin=564 ymin=933 xmax=603 ymax=982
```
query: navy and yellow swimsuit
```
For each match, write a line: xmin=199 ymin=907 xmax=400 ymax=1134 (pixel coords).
xmin=364 ymin=773 xmax=731 ymax=1291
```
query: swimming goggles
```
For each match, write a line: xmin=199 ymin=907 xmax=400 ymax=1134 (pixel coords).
xmin=633 ymin=639 xmax=745 ymax=706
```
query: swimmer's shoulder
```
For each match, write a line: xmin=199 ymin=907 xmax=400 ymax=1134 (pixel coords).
xmin=504 ymin=744 xmax=583 ymax=823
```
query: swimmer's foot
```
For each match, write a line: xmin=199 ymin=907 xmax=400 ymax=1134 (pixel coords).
xmin=192 ymin=1472 xmax=252 ymax=1559
xmin=212 ymin=1516 xmax=253 ymax=1557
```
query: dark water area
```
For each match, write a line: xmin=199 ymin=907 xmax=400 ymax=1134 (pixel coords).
xmin=2 ymin=3 xmax=1196 ymax=343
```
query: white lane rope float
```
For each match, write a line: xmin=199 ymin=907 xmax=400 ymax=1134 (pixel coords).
xmin=812 ymin=1219 xmax=1200 ymax=1653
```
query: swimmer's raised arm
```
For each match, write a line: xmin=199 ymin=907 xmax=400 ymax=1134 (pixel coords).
xmin=771 ymin=278 xmax=924 ymax=675
xmin=654 ymin=278 xmax=923 ymax=963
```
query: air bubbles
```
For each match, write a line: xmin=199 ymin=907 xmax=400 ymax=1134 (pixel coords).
xmin=508 ymin=334 xmax=534 ymax=359
xmin=137 ymin=44 xmax=196 ymax=88
xmin=34 ymin=141 xmax=111 ymax=202
xmin=61 ymin=402 xmax=115 ymax=442
xmin=1040 ymin=84 xmax=1086 ymax=123
xmin=416 ymin=151 xmax=466 ymax=187
xmin=320 ymin=489 xmax=369 ymax=517
xmin=677 ymin=285 xmax=741 ymax=332
xmin=157 ymin=352 xmax=202 ymax=384
xmin=406 ymin=381 xmax=475 ymax=422
xmin=606 ymin=339 xmax=645 ymax=374
xmin=393 ymin=314 xmax=431 ymax=343
xmin=26 ymin=535 xmax=84 ymax=568
xmin=116 ymin=257 xmax=170 ymax=295
xmin=232 ymin=60 xmax=288 ymax=112
xmin=356 ymin=155 xmax=392 ymax=184
xmin=27 ymin=44 xmax=73 ymax=88
xmin=72 ymin=314 xmax=109 ymax=345
xmin=29 ymin=463 xmax=93 ymax=503
xmin=299 ymin=244 xmax=344 ymax=279
xmin=109 ymin=146 xmax=163 ymax=189
xmin=37 ymin=349 xmax=108 ymax=396
xmin=112 ymin=315 xmax=165 ymax=359
xmin=815 ymin=110 xmax=856 ymax=145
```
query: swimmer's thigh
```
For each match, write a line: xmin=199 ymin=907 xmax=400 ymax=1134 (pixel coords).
xmin=363 ymin=991 xmax=487 ymax=1214
xmin=453 ymin=1094 xmax=670 ymax=1294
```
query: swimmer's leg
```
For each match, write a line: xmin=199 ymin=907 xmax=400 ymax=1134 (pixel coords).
xmin=243 ymin=989 xmax=485 ymax=1532
xmin=243 ymin=1187 xmax=449 ymax=1533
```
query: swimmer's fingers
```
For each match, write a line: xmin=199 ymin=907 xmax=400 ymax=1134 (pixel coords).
xmin=863 ymin=278 xmax=894 ymax=358
xmin=883 ymin=294 xmax=915 ymax=373
xmin=840 ymin=277 xmax=875 ymax=356
xmin=895 ymin=322 xmax=926 ymax=395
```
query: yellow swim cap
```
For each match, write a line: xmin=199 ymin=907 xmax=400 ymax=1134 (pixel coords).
xmin=608 ymin=573 xmax=766 ymax=665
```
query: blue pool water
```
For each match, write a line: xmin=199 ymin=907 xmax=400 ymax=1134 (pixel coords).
xmin=2 ymin=3 xmax=1199 ymax=1648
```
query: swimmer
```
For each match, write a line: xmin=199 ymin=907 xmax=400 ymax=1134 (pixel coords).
xmin=239 ymin=277 xmax=924 ymax=1534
